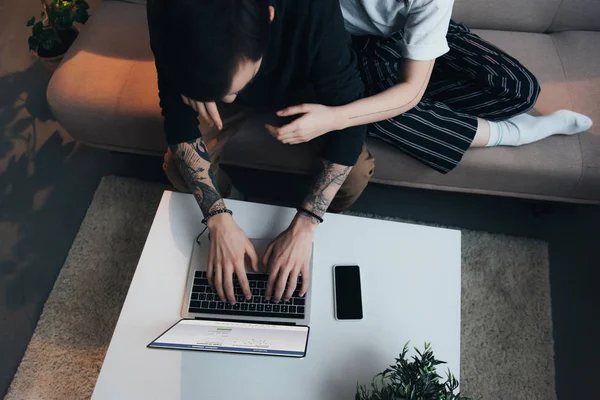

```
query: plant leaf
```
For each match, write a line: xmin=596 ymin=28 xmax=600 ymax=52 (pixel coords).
xmin=355 ymin=342 xmax=466 ymax=400
xmin=74 ymin=8 xmax=89 ymax=24
xmin=38 ymin=28 xmax=60 ymax=52
xmin=32 ymin=21 xmax=45 ymax=35
xmin=26 ymin=16 xmax=36 ymax=27
xmin=28 ymin=36 xmax=39 ymax=51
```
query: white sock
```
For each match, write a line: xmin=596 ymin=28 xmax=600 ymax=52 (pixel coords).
xmin=485 ymin=110 xmax=593 ymax=147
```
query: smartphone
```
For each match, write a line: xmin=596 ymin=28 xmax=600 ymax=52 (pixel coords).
xmin=333 ymin=265 xmax=363 ymax=320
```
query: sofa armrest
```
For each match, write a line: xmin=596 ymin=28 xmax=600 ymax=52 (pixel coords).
xmin=47 ymin=0 xmax=167 ymax=154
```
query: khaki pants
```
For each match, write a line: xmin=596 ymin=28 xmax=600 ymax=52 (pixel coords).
xmin=163 ymin=103 xmax=375 ymax=212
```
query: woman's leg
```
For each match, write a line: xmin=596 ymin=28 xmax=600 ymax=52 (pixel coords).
xmin=429 ymin=21 xmax=540 ymax=119
xmin=471 ymin=112 xmax=593 ymax=148
xmin=353 ymin=33 xmax=478 ymax=173
xmin=368 ymin=99 xmax=478 ymax=173
xmin=433 ymin=21 xmax=592 ymax=148
xmin=352 ymin=28 xmax=591 ymax=175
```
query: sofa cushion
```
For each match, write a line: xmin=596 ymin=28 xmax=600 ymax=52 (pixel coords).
xmin=222 ymin=29 xmax=594 ymax=201
xmin=369 ymin=136 xmax=582 ymax=200
xmin=223 ymin=118 xmax=584 ymax=202
xmin=551 ymin=31 xmax=600 ymax=199
xmin=473 ymin=30 xmax=574 ymax=114
xmin=549 ymin=0 xmax=600 ymax=32
xmin=551 ymin=31 xmax=600 ymax=159
xmin=451 ymin=0 xmax=560 ymax=33
xmin=47 ymin=1 xmax=166 ymax=154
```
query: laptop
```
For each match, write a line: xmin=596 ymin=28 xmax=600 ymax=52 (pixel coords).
xmin=148 ymin=237 xmax=313 ymax=358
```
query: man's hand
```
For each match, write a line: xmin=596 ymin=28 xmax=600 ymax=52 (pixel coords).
xmin=207 ymin=213 xmax=259 ymax=304
xmin=262 ymin=159 xmax=352 ymax=303
xmin=263 ymin=214 xmax=316 ymax=303
xmin=181 ymin=95 xmax=223 ymax=130
xmin=266 ymin=104 xmax=342 ymax=145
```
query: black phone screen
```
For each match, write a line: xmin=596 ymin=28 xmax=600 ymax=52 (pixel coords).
xmin=334 ymin=265 xmax=363 ymax=320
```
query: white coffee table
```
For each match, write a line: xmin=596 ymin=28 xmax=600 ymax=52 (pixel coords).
xmin=92 ymin=191 xmax=461 ymax=400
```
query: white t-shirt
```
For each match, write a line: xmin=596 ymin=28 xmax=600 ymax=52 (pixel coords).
xmin=340 ymin=0 xmax=454 ymax=60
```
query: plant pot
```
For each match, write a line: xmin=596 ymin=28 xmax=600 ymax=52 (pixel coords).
xmin=34 ymin=51 xmax=66 ymax=71
xmin=33 ymin=27 xmax=79 ymax=72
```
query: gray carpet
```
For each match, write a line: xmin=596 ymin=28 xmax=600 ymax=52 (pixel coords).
xmin=5 ymin=176 xmax=555 ymax=400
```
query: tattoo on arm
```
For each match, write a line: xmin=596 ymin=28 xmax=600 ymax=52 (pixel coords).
xmin=300 ymin=159 xmax=351 ymax=223
xmin=170 ymin=139 xmax=226 ymax=216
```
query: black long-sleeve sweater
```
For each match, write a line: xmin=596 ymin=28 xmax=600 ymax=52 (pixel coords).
xmin=147 ymin=0 xmax=366 ymax=166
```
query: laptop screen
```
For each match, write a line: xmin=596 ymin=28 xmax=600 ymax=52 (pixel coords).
xmin=148 ymin=319 xmax=309 ymax=358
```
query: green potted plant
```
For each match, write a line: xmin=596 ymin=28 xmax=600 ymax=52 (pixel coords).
xmin=356 ymin=343 xmax=469 ymax=400
xmin=26 ymin=0 xmax=90 ymax=71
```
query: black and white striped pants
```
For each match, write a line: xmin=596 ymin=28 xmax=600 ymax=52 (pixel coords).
xmin=354 ymin=21 xmax=541 ymax=173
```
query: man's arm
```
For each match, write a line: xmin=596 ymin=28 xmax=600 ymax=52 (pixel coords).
xmin=301 ymin=0 xmax=365 ymax=216
xmin=263 ymin=0 xmax=365 ymax=303
xmin=147 ymin=0 xmax=203 ymax=148
xmin=263 ymin=155 xmax=352 ymax=304
xmin=169 ymin=139 xmax=225 ymax=216
xmin=148 ymin=0 xmax=225 ymax=215
xmin=147 ymin=0 xmax=257 ymax=304
xmin=149 ymin=1 xmax=226 ymax=217
xmin=300 ymin=160 xmax=351 ymax=222
xmin=170 ymin=139 xmax=259 ymax=307
xmin=307 ymin=1 xmax=366 ymax=168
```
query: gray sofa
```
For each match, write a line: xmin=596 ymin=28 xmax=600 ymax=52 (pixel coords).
xmin=47 ymin=0 xmax=600 ymax=203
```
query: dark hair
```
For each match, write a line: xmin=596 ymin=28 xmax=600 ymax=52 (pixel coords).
xmin=163 ymin=0 xmax=271 ymax=102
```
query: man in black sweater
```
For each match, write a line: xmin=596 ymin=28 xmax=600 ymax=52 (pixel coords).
xmin=147 ymin=0 xmax=373 ymax=304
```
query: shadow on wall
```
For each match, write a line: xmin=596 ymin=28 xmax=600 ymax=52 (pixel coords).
xmin=0 ymin=58 xmax=112 ymax=312
xmin=0 ymin=132 xmax=81 ymax=309
xmin=0 ymin=62 xmax=56 ymax=164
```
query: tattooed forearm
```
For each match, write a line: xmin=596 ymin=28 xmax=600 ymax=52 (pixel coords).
xmin=300 ymin=159 xmax=351 ymax=223
xmin=170 ymin=138 xmax=226 ymax=216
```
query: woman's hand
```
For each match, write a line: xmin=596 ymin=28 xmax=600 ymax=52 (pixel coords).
xmin=266 ymin=104 xmax=343 ymax=145
xmin=181 ymin=95 xmax=223 ymax=130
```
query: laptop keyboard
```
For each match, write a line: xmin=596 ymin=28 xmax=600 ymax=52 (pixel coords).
xmin=188 ymin=271 xmax=306 ymax=319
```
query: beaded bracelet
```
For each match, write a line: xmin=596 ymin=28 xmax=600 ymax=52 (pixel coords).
xmin=201 ymin=208 xmax=233 ymax=225
xmin=296 ymin=207 xmax=324 ymax=224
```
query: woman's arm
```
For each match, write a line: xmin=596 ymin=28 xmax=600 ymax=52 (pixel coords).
xmin=269 ymin=58 xmax=435 ymax=145
xmin=337 ymin=58 xmax=434 ymax=128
